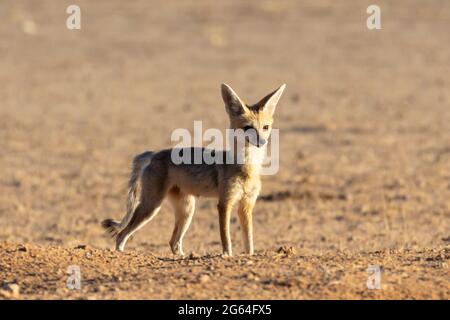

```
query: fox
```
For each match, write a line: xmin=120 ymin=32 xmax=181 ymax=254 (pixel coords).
xmin=101 ymin=83 xmax=286 ymax=256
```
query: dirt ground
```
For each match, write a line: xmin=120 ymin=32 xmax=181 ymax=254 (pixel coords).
xmin=0 ymin=0 xmax=449 ymax=299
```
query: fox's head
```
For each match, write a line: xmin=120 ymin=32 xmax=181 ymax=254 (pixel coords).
xmin=221 ymin=83 xmax=286 ymax=148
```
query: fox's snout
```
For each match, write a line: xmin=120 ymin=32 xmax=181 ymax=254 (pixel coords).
xmin=256 ymin=137 xmax=267 ymax=148
xmin=249 ymin=134 xmax=266 ymax=148
xmin=243 ymin=128 xmax=267 ymax=148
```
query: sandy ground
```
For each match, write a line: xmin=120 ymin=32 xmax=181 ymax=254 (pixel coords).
xmin=0 ymin=0 xmax=449 ymax=299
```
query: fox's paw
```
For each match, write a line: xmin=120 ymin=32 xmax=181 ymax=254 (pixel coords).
xmin=169 ymin=242 xmax=184 ymax=257
xmin=220 ymin=252 xmax=233 ymax=259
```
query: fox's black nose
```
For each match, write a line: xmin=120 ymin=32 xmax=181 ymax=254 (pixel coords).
xmin=257 ymin=137 xmax=267 ymax=147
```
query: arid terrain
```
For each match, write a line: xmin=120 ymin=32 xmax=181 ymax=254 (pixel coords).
xmin=0 ymin=0 xmax=449 ymax=299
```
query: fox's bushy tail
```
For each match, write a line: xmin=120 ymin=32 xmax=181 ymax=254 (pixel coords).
xmin=101 ymin=151 xmax=155 ymax=237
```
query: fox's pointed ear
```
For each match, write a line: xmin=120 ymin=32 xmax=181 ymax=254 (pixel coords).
xmin=257 ymin=84 xmax=286 ymax=116
xmin=221 ymin=83 xmax=247 ymax=115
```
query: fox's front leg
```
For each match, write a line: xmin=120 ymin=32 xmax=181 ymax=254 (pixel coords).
xmin=237 ymin=195 xmax=256 ymax=255
xmin=217 ymin=201 xmax=234 ymax=256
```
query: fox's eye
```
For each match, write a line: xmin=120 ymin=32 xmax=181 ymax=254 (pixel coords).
xmin=263 ymin=125 xmax=270 ymax=131
xmin=243 ymin=125 xmax=254 ymax=132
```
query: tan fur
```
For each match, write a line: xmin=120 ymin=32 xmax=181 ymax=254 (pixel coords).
xmin=102 ymin=83 xmax=286 ymax=256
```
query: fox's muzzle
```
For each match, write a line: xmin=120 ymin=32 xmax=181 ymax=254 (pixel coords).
xmin=246 ymin=132 xmax=266 ymax=148
xmin=239 ymin=127 xmax=267 ymax=148
xmin=256 ymin=137 xmax=267 ymax=148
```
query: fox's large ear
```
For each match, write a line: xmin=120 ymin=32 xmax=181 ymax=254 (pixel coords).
xmin=257 ymin=84 xmax=286 ymax=116
xmin=221 ymin=83 xmax=247 ymax=115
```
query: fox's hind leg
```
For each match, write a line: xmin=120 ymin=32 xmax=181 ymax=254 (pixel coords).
xmin=115 ymin=166 xmax=167 ymax=252
xmin=115 ymin=202 xmax=162 ymax=252
xmin=168 ymin=190 xmax=195 ymax=256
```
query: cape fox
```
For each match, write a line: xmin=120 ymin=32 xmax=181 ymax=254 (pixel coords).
xmin=102 ymin=83 xmax=286 ymax=256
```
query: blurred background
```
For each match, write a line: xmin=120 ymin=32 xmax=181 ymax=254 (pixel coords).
xmin=0 ymin=0 xmax=449 ymax=254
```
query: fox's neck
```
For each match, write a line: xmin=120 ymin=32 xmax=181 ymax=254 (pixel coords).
xmin=231 ymin=137 xmax=265 ymax=174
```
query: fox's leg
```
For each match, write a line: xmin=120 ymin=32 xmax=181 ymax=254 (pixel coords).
xmin=168 ymin=192 xmax=195 ymax=256
xmin=217 ymin=199 xmax=235 ymax=256
xmin=115 ymin=168 xmax=166 ymax=252
xmin=115 ymin=202 xmax=162 ymax=252
xmin=237 ymin=195 xmax=257 ymax=255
